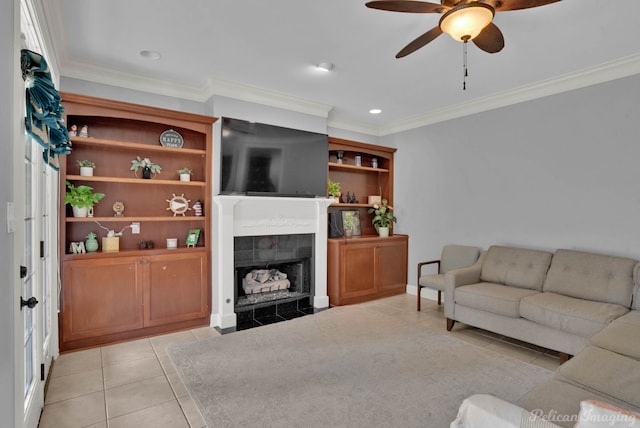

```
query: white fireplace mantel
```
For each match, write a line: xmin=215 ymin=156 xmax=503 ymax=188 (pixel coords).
xmin=211 ymin=195 xmax=333 ymax=330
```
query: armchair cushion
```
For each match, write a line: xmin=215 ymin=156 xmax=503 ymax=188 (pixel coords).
xmin=455 ymin=283 xmax=539 ymax=318
xmin=419 ymin=273 xmax=446 ymax=291
xmin=440 ymin=245 xmax=481 ymax=274
xmin=520 ymin=293 xmax=629 ymax=338
xmin=480 ymin=246 xmax=553 ymax=291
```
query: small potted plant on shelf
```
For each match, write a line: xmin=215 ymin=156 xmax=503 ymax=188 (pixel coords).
xmin=327 ymin=179 xmax=341 ymax=203
xmin=64 ymin=181 xmax=105 ymax=218
xmin=343 ymin=213 xmax=354 ymax=238
xmin=76 ymin=159 xmax=95 ymax=177
xmin=130 ymin=156 xmax=162 ymax=179
xmin=177 ymin=167 xmax=193 ymax=182
xmin=368 ymin=198 xmax=397 ymax=238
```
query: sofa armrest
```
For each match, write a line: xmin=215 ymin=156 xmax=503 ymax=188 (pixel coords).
xmin=444 ymin=252 xmax=484 ymax=318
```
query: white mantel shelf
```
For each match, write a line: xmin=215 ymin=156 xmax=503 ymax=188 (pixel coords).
xmin=211 ymin=195 xmax=334 ymax=330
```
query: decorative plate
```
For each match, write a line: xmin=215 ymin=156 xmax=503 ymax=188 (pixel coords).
xmin=160 ymin=129 xmax=184 ymax=148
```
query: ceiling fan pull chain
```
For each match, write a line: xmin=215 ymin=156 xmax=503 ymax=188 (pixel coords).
xmin=463 ymin=39 xmax=468 ymax=90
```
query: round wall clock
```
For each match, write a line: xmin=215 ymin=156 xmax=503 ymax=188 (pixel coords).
xmin=166 ymin=193 xmax=191 ymax=216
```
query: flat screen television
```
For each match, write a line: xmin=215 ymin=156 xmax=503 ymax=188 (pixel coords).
xmin=220 ymin=117 xmax=328 ymax=197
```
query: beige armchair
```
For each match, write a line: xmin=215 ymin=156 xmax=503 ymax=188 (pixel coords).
xmin=417 ymin=244 xmax=480 ymax=311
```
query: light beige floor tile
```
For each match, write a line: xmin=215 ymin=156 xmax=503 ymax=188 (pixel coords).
xmin=108 ymin=399 xmax=190 ymax=428
xmin=86 ymin=423 xmax=107 ymax=428
xmin=158 ymin=352 xmax=177 ymax=375
xmin=105 ymin=375 xmax=175 ymax=419
xmin=485 ymin=340 xmax=543 ymax=363
xmin=51 ymin=348 xmax=102 ymax=378
xmin=167 ymin=371 xmax=189 ymax=398
xmin=150 ymin=330 xmax=198 ymax=355
xmin=101 ymin=338 xmax=155 ymax=365
xmin=191 ymin=326 xmax=221 ymax=341
xmin=531 ymin=353 xmax=562 ymax=371
xmin=178 ymin=395 xmax=207 ymax=428
xmin=103 ymin=355 xmax=163 ymax=389
xmin=45 ymin=368 xmax=104 ymax=404
xmin=39 ymin=391 xmax=106 ymax=428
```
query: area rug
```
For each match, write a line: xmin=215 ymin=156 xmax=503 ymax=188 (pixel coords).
xmin=168 ymin=305 xmax=554 ymax=428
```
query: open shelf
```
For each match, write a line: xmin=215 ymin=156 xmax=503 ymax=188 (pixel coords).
xmin=66 ymin=216 xmax=207 ymax=223
xmin=66 ymin=175 xmax=206 ymax=187
xmin=70 ymin=136 xmax=206 ymax=155
xmin=328 ymin=162 xmax=389 ymax=173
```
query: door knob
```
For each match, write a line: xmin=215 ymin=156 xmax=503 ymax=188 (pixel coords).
xmin=20 ymin=296 xmax=38 ymax=310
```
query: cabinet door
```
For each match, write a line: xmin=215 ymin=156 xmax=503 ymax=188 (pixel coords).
xmin=143 ymin=252 xmax=209 ymax=327
xmin=62 ymin=257 xmax=143 ymax=342
xmin=340 ymin=244 xmax=377 ymax=299
xmin=375 ymin=240 xmax=408 ymax=291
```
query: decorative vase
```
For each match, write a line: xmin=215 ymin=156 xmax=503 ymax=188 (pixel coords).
xmin=79 ymin=166 xmax=94 ymax=177
xmin=344 ymin=229 xmax=353 ymax=238
xmin=378 ymin=226 xmax=389 ymax=238
xmin=72 ymin=206 xmax=88 ymax=217
xmin=180 ymin=173 xmax=191 ymax=182
xmin=85 ymin=236 xmax=99 ymax=252
xmin=142 ymin=166 xmax=152 ymax=179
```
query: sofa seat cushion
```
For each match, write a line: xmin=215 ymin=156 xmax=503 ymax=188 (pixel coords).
xmin=520 ymin=293 xmax=629 ymax=337
xmin=559 ymin=345 xmax=640 ymax=408
xmin=480 ymin=246 xmax=553 ymax=291
xmin=455 ymin=282 xmax=539 ymax=318
xmin=418 ymin=273 xmax=445 ymax=291
xmin=519 ymin=378 xmax=640 ymax=428
xmin=590 ymin=310 xmax=640 ymax=360
xmin=543 ymin=249 xmax=637 ymax=307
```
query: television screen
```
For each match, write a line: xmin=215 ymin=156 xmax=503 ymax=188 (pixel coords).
xmin=220 ymin=117 xmax=328 ymax=197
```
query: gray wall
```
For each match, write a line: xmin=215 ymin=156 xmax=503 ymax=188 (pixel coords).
xmin=383 ymin=73 xmax=640 ymax=281
xmin=1 ymin=0 xmax=18 ymax=425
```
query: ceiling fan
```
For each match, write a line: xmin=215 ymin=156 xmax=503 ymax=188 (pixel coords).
xmin=365 ymin=0 xmax=562 ymax=58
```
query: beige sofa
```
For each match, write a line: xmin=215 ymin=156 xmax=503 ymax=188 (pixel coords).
xmin=444 ymin=245 xmax=640 ymax=426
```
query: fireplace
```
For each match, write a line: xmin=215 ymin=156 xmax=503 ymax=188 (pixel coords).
xmin=233 ymin=234 xmax=315 ymax=329
xmin=212 ymin=195 xmax=332 ymax=332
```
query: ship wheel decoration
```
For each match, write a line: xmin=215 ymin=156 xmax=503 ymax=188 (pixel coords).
xmin=166 ymin=193 xmax=191 ymax=216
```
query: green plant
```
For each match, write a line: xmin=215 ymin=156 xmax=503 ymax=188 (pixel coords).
xmin=76 ymin=159 xmax=95 ymax=168
xmin=64 ymin=181 xmax=105 ymax=208
xmin=368 ymin=198 xmax=397 ymax=231
xmin=130 ymin=156 xmax=162 ymax=174
xmin=327 ymin=179 xmax=341 ymax=198
xmin=343 ymin=213 xmax=355 ymax=231
xmin=177 ymin=167 xmax=193 ymax=175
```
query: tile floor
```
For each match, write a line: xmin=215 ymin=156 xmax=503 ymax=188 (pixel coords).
xmin=38 ymin=294 xmax=561 ymax=427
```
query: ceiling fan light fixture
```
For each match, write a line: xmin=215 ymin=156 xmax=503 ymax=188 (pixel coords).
xmin=439 ymin=3 xmax=495 ymax=42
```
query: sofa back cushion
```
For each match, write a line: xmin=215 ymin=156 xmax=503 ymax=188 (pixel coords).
xmin=480 ymin=246 xmax=553 ymax=291
xmin=543 ymin=249 xmax=636 ymax=307
xmin=633 ymin=263 xmax=640 ymax=310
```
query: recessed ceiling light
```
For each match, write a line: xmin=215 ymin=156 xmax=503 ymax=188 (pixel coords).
xmin=140 ymin=50 xmax=162 ymax=60
xmin=369 ymin=109 xmax=382 ymax=115
xmin=316 ymin=62 xmax=334 ymax=72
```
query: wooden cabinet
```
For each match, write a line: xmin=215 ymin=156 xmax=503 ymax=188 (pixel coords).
xmin=59 ymin=93 xmax=216 ymax=351
xmin=328 ymin=235 xmax=408 ymax=306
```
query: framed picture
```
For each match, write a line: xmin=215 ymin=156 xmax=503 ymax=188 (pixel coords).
xmin=341 ymin=210 xmax=361 ymax=236
xmin=186 ymin=229 xmax=200 ymax=247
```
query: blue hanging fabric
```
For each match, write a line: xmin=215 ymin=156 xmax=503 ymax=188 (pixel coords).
xmin=21 ymin=49 xmax=71 ymax=171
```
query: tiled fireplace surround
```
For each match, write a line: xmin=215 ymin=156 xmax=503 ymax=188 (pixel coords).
xmin=212 ymin=195 xmax=332 ymax=332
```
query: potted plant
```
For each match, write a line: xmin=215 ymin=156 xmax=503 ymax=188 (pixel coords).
xmin=343 ymin=213 xmax=355 ymax=237
xmin=327 ymin=179 xmax=341 ymax=203
xmin=368 ymin=198 xmax=397 ymax=238
xmin=64 ymin=181 xmax=105 ymax=217
xmin=177 ymin=167 xmax=193 ymax=182
xmin=76 ymin=159 xmax=95 ymax=176
xmin=130 ymin=156 xmax=162 ymax=179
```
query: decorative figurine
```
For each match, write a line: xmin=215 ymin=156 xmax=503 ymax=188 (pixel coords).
xmin=193 ymin=200 xmax=203 ymax=217
xmin=79 ymin=125 xmax=89 ymax=138
xmin=69 ymin=125 xmax=78 ymax=136
xmin=113 ymin=201 xmax=125 ymax=217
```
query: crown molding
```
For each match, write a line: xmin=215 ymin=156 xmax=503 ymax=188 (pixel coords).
xmin=326 ymin=117 xmax=382 ymax=136
xmin=379 ymin=53 xmax=640 ymax=136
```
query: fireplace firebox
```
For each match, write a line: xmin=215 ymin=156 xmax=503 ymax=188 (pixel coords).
xmin=233 ymin=234 xmax=315 ymax=330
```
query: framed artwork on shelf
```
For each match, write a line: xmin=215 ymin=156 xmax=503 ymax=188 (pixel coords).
xmin=186 ymin=229 xmax=200 ymax=247
xmin=341 ymin=210 xmax=361 ymax=236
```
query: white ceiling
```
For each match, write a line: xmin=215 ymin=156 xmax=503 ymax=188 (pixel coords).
xmin=41 ymin=0 xmax=640 ymax=135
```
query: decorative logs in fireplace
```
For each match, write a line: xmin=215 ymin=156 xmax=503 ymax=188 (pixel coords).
xmin=243 ymin=269 xmax=291 ymax=294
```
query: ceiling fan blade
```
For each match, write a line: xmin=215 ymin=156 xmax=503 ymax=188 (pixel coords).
xmin=472 ymin=22 xmax=504 ymax=53
xmin=366 ymin=1 xmax=448 ymax=13
xmin=488 ymin=0 xmax=561 ymax=11
xmin=440 ymin=0 xmax=457 ymax=6
xmin=396 ymin=26 xmax=443 ymax=58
